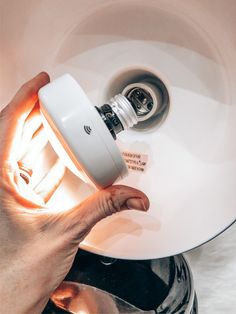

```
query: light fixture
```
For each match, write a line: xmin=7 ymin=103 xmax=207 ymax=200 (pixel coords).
xmin=39 ymin=73 xmax=166 ymax=189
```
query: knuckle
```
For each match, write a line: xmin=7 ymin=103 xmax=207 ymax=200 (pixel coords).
xmin=22 ymin=81 xmax=37 ymax=96
xmin=102 ymin=190 xmax=121 ymax=217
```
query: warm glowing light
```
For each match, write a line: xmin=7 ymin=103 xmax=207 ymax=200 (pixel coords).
xmin=40 ymin=112 xmax=86 ymax=180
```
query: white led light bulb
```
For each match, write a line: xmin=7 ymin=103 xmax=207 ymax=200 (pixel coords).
xmin=39 ymin=74 xmax=129 ymax=189
xmin=39 ymin=74 xmax=163 ymax=189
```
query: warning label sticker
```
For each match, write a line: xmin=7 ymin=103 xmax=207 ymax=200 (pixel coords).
xmin=122 ymin=151 xmax=148 ymax=172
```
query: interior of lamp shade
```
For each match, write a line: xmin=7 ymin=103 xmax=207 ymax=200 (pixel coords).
xmin=1 ymin=0 xmax=236 ymax=259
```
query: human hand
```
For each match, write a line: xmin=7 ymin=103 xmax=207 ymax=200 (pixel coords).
xmin=0 ymin=73 xmax=149 ymax=314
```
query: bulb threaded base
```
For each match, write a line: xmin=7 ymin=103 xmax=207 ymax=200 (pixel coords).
xmin=96 ymin=94 xmax=138 ymax=140
xmin=109 ymin=94 xmax=138 ymax=130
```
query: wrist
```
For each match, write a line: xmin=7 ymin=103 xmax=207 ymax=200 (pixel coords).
xmin=0 ymin=252 xmax=51 ymax=314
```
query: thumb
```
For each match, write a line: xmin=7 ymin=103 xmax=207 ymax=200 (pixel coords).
xmin=59 ymin=185 xmax=149 ymax=241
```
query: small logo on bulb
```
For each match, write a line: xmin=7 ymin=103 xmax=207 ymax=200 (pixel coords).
xmin=84 ymin=125 xmax=92 ymax=135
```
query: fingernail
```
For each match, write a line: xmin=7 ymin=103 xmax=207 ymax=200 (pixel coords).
xmin=126 ymin=198 xmax=148 ymax=211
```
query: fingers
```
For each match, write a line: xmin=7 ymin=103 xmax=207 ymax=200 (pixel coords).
xmin=0 ymin=72 xmax=50 ymax=163
xmin=16 ymin=125 xmax=48 ymax=189
xmin=18 ymin=117 xmax=44 ymax=160
xmin=60 ymin=185 xmax=149 ymax=242
xmin=20 ymin=126 xmax=48 ymax=165
xmin=34 ymin=159 xmax=66 ymax=203
xmin=2 ymin=72 xmax=50 ymax=119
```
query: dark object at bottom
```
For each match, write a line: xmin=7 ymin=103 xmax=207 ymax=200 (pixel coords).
xmin=43 ymin=249 xmax=197 ymax=313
